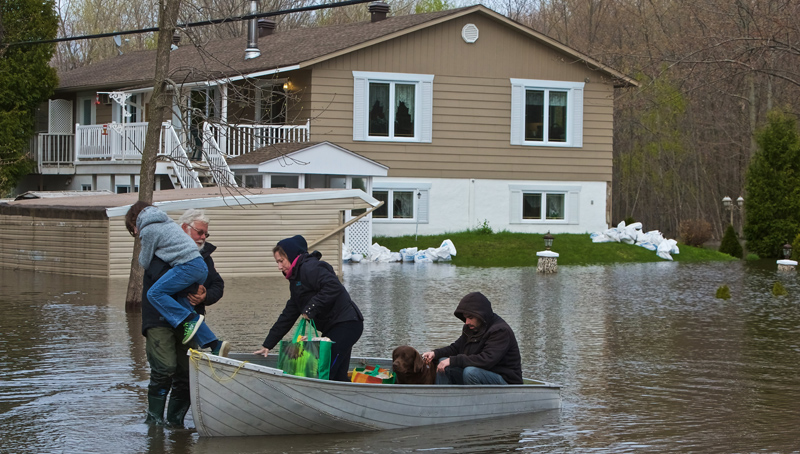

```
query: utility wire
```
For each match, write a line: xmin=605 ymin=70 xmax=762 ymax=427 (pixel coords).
xmin=1 ymin=0 xmax=375 ymax=47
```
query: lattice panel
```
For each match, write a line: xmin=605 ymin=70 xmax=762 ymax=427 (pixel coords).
xmin=345 ymin=219 xmax=371 ymax=255
xmin=48 ymin=99 xmax=73 ymax=134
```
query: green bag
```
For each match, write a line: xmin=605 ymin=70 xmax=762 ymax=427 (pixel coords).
xmin=277 ymin=319 xmax=333 ymax=380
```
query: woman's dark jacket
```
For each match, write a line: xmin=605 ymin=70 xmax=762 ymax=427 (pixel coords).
xmin=141 ymin=242 xmax=224 ymax=336
xmin=432 ymin=292 xmax=523 ymax=384
xmin=262 ymin=251 xmax=363 ymax=350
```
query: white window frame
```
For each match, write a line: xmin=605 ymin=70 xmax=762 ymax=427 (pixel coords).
xmin=509 ymin=184 xmax=580 ymax=225
xmin=510 ymin=79 xmax=584 ymax=147
xmin=353 ymin=71 xmax=434 ymax=143
xmin=372 ymin=182 xmax=431 ymax=223
xmin=234 ymin=173 xmax=264 ymax=188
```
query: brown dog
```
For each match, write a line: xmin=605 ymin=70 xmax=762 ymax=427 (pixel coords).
xmin=392 ymin=345 xmax=437 ymax=385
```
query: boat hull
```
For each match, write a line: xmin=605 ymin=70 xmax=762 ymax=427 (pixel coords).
xmin=189 ymin=352 xmax=561 ymax=437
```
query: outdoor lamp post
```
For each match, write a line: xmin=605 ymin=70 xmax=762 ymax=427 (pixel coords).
xmin=778 ymin=242 xmax=797 ymax=272
xmin=537 ymin=231 xmax=558 ymax=273
xmin=722 ymin=195 xmax=744 ymax=235
xmin=543 ymin=231 xmax=554 ymax=250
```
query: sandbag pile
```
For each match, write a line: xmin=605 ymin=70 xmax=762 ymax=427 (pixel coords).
xmin=590 ymin=221 xmax=680 ymax=260
xmin=343 ymin=239 xmax=457 ymax=263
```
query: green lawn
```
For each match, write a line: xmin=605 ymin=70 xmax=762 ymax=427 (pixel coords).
xmin=372 ymin=231 xmax=737 ymax=267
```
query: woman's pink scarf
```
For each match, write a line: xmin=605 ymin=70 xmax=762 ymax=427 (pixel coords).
xmin=284 ymin=255 xmax=300 ymax=279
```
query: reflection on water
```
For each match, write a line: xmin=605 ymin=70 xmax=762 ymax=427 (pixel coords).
xmin=1 ymin=261 xmax=800 ymax=453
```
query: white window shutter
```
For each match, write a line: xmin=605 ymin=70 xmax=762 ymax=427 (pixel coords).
xmin=509 ymin=189 xmax=522 ymax=223
xmin=420 ymin=80 xmax=433 ymax=143
xmin=353 ymin=77 xmax=367 ymax=141
xmin=510 ymin=83 xmax=523 ymax=145
xmin=571 ymin=87 xmax=583 ymax=147
xmin=417 ymin=190 xmax=429 ymax=223
xmin=568 ymin=191 xmax=580 ymax=224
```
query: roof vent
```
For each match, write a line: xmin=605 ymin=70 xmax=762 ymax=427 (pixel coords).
xmin=244 ymin=0 xmax=260 ymax=60
xmin=462 ymin=23 xmax=479 ymax=43
xmin=258 ymin=18 xmax=276 ymax=37
xmin=369 ymin=1 xmax=390 ymax=22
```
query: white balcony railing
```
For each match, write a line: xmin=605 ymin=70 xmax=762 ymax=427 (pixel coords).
xmin=36 ymin=121 xmax=310 ymax=169
xmin=215 ymin=121 xmax=310 ymax=157
xmin=75 ymin=122 xmax=148 ymax=160
xmin=37 ymin=133 xmax=75 ymax=166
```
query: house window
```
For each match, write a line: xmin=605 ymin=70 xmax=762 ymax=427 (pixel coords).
xmin=510 ymin=184 xmax=579 ymax=225
xmin=373 ymin=190 xmax=414 ymax=220
xmin=81 ymin=184 xmax=92 ymax=191
xmin=510 ymin=79 xmax=584 ymax=147
xmin=271 ymin=175 xmax=299 ymax=188
xmin=372 ymin=183 xmax=431 ymax=223
xmin=116 ymin=185 xmax=130 ymax=194
xmin=353 ymin=71 xmax=434 ymax=143
xmin=523 ymin=192 xmax=565 ymax=220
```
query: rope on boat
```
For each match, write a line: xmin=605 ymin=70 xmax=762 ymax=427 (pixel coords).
xmin=189 ymin=349 xmax=250 ymax=383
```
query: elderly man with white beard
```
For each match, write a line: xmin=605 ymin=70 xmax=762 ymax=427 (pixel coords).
xmin=140 ymin=208 xmax=225 ymax=428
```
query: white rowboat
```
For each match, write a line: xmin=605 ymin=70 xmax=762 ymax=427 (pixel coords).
xmin=189 ymin=351 xmax=561 ymax=437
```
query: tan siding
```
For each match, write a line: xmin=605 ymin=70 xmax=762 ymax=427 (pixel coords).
xmin=305 ymin=12 xmax=615 ymax=182
xmin=108 ymin=198 xmax=367 ymax=278
xmin=288 ymin=70 xmax=313 ymax=124
xmin=0 ymin=215 xmax=109 ymax=276
xmin=96 ymin=103 xmax=112 ymax=124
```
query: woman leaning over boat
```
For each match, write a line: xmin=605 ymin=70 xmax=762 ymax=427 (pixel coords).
xmin=254 ymin=235 xmax=364 ymax=382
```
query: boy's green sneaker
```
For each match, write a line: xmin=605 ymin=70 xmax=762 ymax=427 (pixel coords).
xmin=181 ymin=314 xmax=204 ymax=344
xmin=211 ymin=340 xmax=230 ymax=358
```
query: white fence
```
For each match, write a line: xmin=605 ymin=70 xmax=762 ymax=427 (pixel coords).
xmin=37 ymin=133 xmax=75 ymax=166
xmin=75 ymin=122 xmax=148 ymax=160
xmin=215 ymin=121 xmax=310 ymax=157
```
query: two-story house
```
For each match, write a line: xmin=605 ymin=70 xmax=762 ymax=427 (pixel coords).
xmin=24 ymin=3 xmax=636 ymax=253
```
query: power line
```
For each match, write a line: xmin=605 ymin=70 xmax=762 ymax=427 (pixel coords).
xmin=1 ymin=0 xmax=375 ymax=47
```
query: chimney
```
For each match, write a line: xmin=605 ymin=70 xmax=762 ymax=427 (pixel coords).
xmin=244 ymin=0 xmax=260 ymax=60
xmin=258 ymin=18 xmax=276 ymax=37
xmin=368 ymin=1 xmax=390 ymax=22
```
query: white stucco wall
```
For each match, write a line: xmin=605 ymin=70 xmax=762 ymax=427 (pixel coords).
xmin=371 ymin=177 xmax=608 ymax=237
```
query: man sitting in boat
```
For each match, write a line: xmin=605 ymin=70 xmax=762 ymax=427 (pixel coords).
xmin=422 ymin=292 xmax=522 ymax=385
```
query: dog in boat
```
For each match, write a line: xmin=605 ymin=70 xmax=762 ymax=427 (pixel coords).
xmin=391 ymin=345 xmax=437 ymax=385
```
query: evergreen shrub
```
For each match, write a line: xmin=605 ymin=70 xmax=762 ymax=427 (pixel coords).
xmin=743 ymin=109 xmax=800 ymax=257
xmin=719 ymin=225 xmax=743 ymax=258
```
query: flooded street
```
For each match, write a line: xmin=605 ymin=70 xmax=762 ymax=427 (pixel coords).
xmin=2 ymin=261 xmax=800 ymax=453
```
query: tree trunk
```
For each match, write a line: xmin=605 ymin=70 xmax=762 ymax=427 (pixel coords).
xmin=125 ymin=0 xmax=183 ymax=312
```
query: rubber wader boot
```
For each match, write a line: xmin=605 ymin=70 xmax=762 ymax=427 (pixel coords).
xmin=165 ymin=396 xmax=191 ymax=428
xmin=145 ymin=394 xmax=167 ymax=425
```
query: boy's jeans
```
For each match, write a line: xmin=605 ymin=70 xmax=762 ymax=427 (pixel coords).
xmin=147 ymin=256 xmax=217 ymax=347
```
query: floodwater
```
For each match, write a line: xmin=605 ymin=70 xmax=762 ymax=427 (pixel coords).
xmin=2 ymin=261 xmax=800 ymax=453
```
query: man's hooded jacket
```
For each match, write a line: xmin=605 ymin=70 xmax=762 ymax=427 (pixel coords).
xmin=433 ymin=292 xmax=523 ymax=384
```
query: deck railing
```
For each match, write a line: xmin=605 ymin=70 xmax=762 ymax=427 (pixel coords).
xmin=202 ymin=122 xmax=237 ymax=187
xmin=37 ymin=133 xmax=75 ymax=167
xmin=36 ymin=120 xmax=309 ymax=168
xmin=75 ymin=122 xmax=148 ymax=160
xmin=214 ymin=121 xmax=310 ymax=157
xmin=161 ymin=122 xmax=202 ymax=189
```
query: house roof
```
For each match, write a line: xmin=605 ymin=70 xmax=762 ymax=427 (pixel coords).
xmin=57 ymin=5 xmax=637 ymax=91
xmin=227 ymin=141 xmax=389 ymax=176
xmin=226 ymin=142 xmax=326 ymax=165
xmin=0 ymin=187 xmax=379 ymax=219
